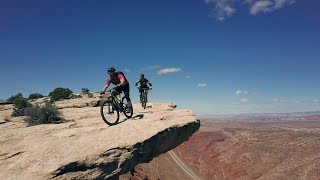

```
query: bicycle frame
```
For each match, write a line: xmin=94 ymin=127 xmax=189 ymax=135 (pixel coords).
xmin=108 ymin=91 xmax=124 ymax=112
xmin=100 ymin=89 xmax=133 ymax=125
xmin=140 ymin=88 xmax=149 ymax=95
xmin=138 ymin=88 xmax=149 ymax=109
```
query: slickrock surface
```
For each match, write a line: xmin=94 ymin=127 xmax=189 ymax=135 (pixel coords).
xmin=0 ymin=97 xmax=199 ymax=179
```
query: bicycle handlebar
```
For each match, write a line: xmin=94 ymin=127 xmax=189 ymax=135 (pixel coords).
xmin=137 ymin=86 xmax=152 ymax=90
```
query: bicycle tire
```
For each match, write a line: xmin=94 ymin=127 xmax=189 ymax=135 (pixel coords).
xmin=142 ymin=90 xmax=147 ymax=109
xmin=121 ymin=97 xmax=133 ymax=118
xmin=100 ymin=99 xmax=119 ymax=125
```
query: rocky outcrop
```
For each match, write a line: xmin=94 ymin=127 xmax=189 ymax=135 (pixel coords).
xmin=0 ymin=99 xmax=200 ymax=179
xmin=0 ymin=99 xmax=12 ymax=105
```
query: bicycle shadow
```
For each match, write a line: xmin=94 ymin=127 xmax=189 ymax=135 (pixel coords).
xmin=132 ymin=114 xmax=144 ymax=120
xmin=117 ymin=114 xmax=144 ymax=124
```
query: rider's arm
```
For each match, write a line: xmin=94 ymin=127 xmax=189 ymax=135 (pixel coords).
xmin=117 ymin=74 xmax=126 ymax=87
xmin=101 ymin=78 xmax=111 ymax=93
xmin=146 ymin=79 xmax=152 ymax=87
xmin=135 ymin=80 xmax=139 ymax=87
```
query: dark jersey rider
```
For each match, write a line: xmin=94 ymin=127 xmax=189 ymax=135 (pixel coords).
xmin=135 ymin=74 xmax=152 ymax=102
xmin=101 ymin=67 xmax=132 ymax=107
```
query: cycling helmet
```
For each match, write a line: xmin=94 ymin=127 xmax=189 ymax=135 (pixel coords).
xmin=140 ymin=74 xmax=145 ymax=78
xmin=107 ymin=67 xmax=116 ymax=76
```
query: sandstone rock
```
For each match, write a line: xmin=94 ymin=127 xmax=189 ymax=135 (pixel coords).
xmin=0 ymin=101 xmax=199 ymax=179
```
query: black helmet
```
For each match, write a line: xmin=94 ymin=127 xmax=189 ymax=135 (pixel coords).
xmin=140 ymin=74 xmax=144 ymax=78
xmin=107 ymin=67 xmax=116 ymax=76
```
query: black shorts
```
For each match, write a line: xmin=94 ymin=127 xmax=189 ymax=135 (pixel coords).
xmin=114 ymin=83 xmax=131 ymax=100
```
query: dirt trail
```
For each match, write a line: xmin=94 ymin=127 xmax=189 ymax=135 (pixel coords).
xmin=168 ymin=150 xmax=201 ymax=180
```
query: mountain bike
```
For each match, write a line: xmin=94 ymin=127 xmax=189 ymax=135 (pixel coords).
xmin=140 ymin=87 xmax=151 ymax=109
xmin=100 ymin=89 xmax=133 ymax=126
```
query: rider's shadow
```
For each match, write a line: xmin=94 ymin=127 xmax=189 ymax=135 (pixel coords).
xmin=117 ymin=114 xmax=144 ymax=124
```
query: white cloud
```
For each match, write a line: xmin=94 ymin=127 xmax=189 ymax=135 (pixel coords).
xmin=204 ymin=0 xmax=296 ymax=20
xmin=197 ymin=83 xmax=208 ymax=87
xmin=235 ymin=89 xmax=249 ymax=96
xmin=274 ymin=0 xmax=296 ymax=9
xmin=236 ymin=89 xmax=242 ymax=96
xmin=124 ymin=68 xmax=130 ymax=73
xmin=157 ymin=67 xmax=182 ymax=75
xmin=206 ymin=0 xmax=236 ymax=21
xmin=313 ymin=99 xmax=319 ymax=103
xmin=250 ymin=0 xmax=273 ymax=15
xmin=250 ymin=0 xmax=296 ymax=15
xmin=240 ymin=98 xmax=249 ymax=103
xmin=186 ymin=75 xmax=191 ymax=79
xmin=216 ymin=2 xmax=236 ymax=21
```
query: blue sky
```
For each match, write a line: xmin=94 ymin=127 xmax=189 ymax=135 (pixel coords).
xmin=1 ymin=0 xmax=319 ymax=114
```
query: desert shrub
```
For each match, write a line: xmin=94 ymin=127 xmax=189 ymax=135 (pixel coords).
xmin=28 ymin=93 xmax=44 ymax=100
xmin=81 ymin=88 xmax=90 ymax=94
xmin=24 ymin=103 xmax=62 ymax=126
xmin=4 ymin=116 xmax=11 ymax=122
xmin=7 ymin=93 xmax=23 ymax=102
xmin=81 ymin=88 xmax=93 ymax=98
xmin=48 ymin=87 xmax=73 ymax=102
xmin=87 ymin=93 xmax=93 ymax=98
xmin=12 ymin=98 xmax=31 ymax=117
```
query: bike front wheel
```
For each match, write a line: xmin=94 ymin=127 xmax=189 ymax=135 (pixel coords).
xmin=100 ymin=100 xmax=119 ymax=125
xmin=142 ymin=91 xmax=147 ymax=109
xmin=122 ymin=97 xmax=133 ymax=118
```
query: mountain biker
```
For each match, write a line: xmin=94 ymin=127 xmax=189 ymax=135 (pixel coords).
xmin=135 ymin=74 xmax=152 ymax=103
xmin=100 ymin=67 xmax=132 ymax=108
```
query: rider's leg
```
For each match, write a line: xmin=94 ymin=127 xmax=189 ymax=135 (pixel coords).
xmin=113 ymin=86 xmax=121 ymax=95
xmin=123 ymin=83 xmax=132 ymax=107
xmin=139 ymin=89 xmax=143 ymax=103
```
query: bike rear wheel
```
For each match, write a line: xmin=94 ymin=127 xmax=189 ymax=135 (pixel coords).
xmin=122 ymin=97 xmax=133 ymax=118
xmin=100 ymin=100 xmax=119 ymax=125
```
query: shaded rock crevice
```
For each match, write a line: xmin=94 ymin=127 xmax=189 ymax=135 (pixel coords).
xmin=52 ymin=120 xmax=200 ymax=179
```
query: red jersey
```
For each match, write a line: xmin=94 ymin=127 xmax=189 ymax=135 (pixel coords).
xmin=106 ymin=73 xmax=128 ymax=86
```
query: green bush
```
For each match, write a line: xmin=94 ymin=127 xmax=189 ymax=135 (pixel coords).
xmin=81 ymin=88 xmax=90 ymax=94
xmin=12 ymin=98 xmax=31 ymax=117
xmin=48 ymin=87 xmax=73 ymax=102
xmin=81 ymin=88 xmax=93 ymax=98
xmin=28 ymin=93 xmax=44 ymax=100
xmin=24 ymin=103 xmax=62 ymax=126
xmin=7 ymin=93 xmax=23 ymax=102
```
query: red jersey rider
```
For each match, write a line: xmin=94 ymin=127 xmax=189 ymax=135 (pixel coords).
xmin=100 ymin=67 xmax=132 ymax=107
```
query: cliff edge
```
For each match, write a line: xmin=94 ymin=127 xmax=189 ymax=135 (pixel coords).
xmin=0 ymin=98 xmax=200 ymax=179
